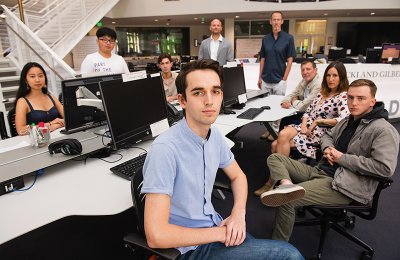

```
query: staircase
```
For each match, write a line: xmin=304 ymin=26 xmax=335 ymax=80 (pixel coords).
xmin=14 ymin=0 xmax=120 ymax=59
xmin=0 ymin=0 xmax=119 ymax=119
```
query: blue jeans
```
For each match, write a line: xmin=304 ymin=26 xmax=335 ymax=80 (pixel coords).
xmin=178 ymin=233 xmax=304 ymax=260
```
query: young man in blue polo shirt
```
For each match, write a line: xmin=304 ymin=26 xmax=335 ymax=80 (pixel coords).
xmin=141 ymin=59 xmax=304 ymax=259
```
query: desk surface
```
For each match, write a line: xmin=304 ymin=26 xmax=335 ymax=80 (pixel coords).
xmin=0 ymin=139 xmax=151 ymax=245
xmin=0 ymin=128 xmax=108 ymax=183
xmin=215 ymin=95 xmax=296 ymax=127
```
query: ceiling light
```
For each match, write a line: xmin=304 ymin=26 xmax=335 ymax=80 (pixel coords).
xmin=154 ymin=19 xmax=159 ymax=22
xmin=235 ymin=15 xmax=240 ymax=19
xmin=370 ymin=12 xmax=375 ymax=15
xmin=111 ymin=21 xmax=116 ymax=24
xmin=194 ymin=17 xmax=198 ymax=20
xmin=323 ymin=13 xmax=328 ymax=16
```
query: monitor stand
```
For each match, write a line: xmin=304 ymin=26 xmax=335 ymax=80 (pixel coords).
xmin=231 ymin=103 xmax=246 ymax=109
xmin=220 ymin=107 xmax=236 ymax=115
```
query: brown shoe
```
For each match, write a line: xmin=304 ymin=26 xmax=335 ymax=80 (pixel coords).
xmin=260 ymin=131 xmax=270 ymax=140
xmin=253 ymin=183 xmax=273 ymax=197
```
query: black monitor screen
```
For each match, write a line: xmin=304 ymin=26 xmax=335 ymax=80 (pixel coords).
xmin=328 ymin=48 xmax=346 ymax=61
xmin=366 ymin=48 xmax=382 ymax=63
xmin=100 ymin=76 xmax=168 ymax=150
xmin=381 ymin=43 xmax=400 ymax=60
xmin=222 ymin=66 xmax=247 ymax=107
xmin=61 ymin=74 xmax=122 ymax=134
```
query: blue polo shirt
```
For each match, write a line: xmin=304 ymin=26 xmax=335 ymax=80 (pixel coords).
xmin=259 ymin=31 xmax=296 ymax=83
xmin=141 ymin=118 xmax=234 ymax=254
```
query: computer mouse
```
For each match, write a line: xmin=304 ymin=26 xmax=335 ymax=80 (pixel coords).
xmin=261 ymin=106 xmax=271 ymax=110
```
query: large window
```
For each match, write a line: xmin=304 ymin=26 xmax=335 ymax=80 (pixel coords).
xmin=295 ymin=20 xmax=327 ymax=55
xmin=116 ymin=27 xmax=190 ymax=57
xmin=234 ymin=20 xmax=289 ymax=37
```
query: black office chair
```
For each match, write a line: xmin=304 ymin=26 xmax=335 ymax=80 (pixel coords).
xmin=0 ymin=111 xmax=9 ymax=139
xmin=58 ymin=93 xmax=63 ymax=105
xmin=123 ymin=169 xmax=231 ymax=259
xmin=295 ymin=175 xmax=393 ymax=260
xmin=7 ymin=108 xmax=18 ymax=137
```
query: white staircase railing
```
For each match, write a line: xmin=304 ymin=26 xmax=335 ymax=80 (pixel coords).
xmin=1 ymin=4 xmax=76 ymax=96
xmin=12 ymin=0 xmax=119 ymax=58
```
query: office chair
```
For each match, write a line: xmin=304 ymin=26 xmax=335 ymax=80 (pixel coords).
xmin=0 ymin=111 xmax=9 ymax=139
xmin=7 ymin=108 xmax=18 ymax=137
xmin=295 ymin=175 xmax=393 ymax=260
xmin=123 ymin=168 xmax=231 ymax=259
xmin=58 ymin=93 xmax=63 ymax=105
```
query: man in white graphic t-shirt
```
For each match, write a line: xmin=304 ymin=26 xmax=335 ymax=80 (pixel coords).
xmin=80 ymin=27 xmax=129 ymax=76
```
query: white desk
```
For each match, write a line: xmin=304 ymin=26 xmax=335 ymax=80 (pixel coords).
xmin=216 ymin=95 xmax=297 ymax=139
xmin=216 ymin=95 xmax=296 ymax=127
xmin=0 ymin=128 xmax=109 ymax=183
xmin=0 ymin=138 xmax=152 ymax=245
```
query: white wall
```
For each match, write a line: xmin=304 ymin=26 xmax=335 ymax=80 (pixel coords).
xmin=190 ymin=25 xmax=209 ymax=56
xmin=109 ymin=0 xmax=400 ymax=18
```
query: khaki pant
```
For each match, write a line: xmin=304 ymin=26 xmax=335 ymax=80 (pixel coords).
xmin=267 ymin=153 xmax=353 ymax=241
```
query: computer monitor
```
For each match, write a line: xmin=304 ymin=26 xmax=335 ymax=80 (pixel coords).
xmin=328 ymin=48 xmax=347 ymax=61
xmin=99 ymin=76 xmax=168 ymax=150
xmin=61 ymin=74 xmax=123 ymax=134
xmin=366 ymin=48 xmax=382 ymax=63
xmin=222 ymin=66 xmax=247 ymax=110
xmin=381 ymin=43 xmax=400 ymax=61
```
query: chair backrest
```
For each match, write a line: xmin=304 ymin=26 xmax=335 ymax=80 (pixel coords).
xmin=0 ymin=111 xmax=9 ymax=139
xmin=131 ymin=168 xmax=146 ymax=234
xmin=7 ymin=108 xmax=18 ymax=137
xmin=353 ymin=178 xmax=393 ymax=220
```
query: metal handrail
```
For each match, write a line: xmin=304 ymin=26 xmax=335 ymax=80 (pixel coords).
xmin=4 ymin=20 xmax=64 ymax=80
xmin=2 ymin=5 xmax=76 ymax=77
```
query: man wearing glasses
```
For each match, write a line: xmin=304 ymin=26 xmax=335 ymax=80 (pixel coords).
xmin=80 ymin=27 xmax=129 ymax=76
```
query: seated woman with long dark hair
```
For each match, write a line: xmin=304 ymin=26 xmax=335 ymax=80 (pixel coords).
xmin=254 ymin=61 xmax=350 ymax=196
xmin=14 ymin=62 xmax=64 ymax=135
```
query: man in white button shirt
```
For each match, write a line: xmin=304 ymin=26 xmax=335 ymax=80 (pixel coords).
xmin=198 ymin=19 xmax=234 ymax=66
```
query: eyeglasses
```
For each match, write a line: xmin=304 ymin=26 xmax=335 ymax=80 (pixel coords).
xmin=98 ymin=38 xmax=116 ymax=44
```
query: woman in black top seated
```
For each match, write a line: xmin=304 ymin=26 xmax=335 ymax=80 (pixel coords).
xmin=15 ymin=62 xmax=64 ymax=135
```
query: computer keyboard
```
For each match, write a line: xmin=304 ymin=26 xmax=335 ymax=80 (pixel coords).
xmin=237 ymin=108 xmax=264 ymax=120
xmin=110 ymin=153 xmax=147 ymax=180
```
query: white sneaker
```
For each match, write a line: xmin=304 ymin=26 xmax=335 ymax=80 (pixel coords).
xmin=260 ymin=184 xmax=305 ymax=207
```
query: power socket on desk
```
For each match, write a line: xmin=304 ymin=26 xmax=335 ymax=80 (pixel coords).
xmin=0 ymin=176 xmax=25 ymax=196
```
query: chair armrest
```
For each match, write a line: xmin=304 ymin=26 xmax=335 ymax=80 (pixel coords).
xmin=124 ymin=233 xmax=181 ymax=260
xmin=213 ymin=180 xmax=232 ymax=192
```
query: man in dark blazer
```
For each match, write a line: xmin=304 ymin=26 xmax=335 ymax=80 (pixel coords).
xmin=198 ymin=18 xmax=234 ymax=66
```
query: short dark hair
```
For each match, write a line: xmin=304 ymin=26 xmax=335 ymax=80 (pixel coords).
xmin=300 ymin=59 xmax=316 ymax=68
xmin=349 ymin=79 xmax=377 ymax=97
xmin=271 ymin=11 xmax=283 ymax=19
xmin=176 ymin=59 xmax=223 ymax=100
xmin=320 ymin=61 xmax=349 ymax=97
xmin=158 ymin=53 xmax=172 ymax=64
xmin=14 ymin=62 xmax=48 ymax=108
xmin=96 ymin=27 xmax=117 ymax=40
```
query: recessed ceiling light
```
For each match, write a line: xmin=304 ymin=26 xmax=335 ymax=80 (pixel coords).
xmin=154 ymin=19 xmax=159 ymax=22
xmin=111 ymin=21 xmax=116 ymax=24
xmin=235 ymin=15 xmax=240 ymax=19
xmin=323 ymin=13 xmax=328 ymax=16
xmin=194 ymin=17 xmax=198 ymax=20
xmin=370 ymin=12 xmax=375 ymax=15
